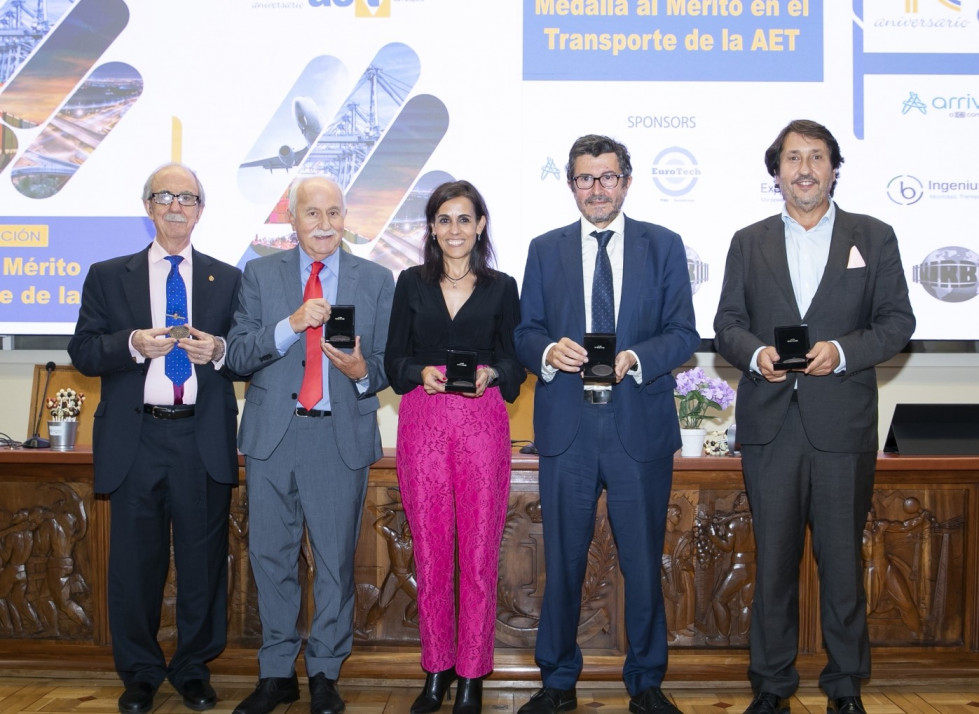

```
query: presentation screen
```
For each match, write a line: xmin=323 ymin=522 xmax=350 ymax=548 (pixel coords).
xmin=1 ymin=0 xmax=977 ymax=341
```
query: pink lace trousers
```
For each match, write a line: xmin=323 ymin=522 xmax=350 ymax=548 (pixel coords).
xmin=396 ymin=384 xmax=511 ymax=678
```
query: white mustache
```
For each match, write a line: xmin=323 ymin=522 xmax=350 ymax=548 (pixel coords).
xmin=163 ymin=213 xmax=187 ymax=223
xmin=311 ymin=229 xmax=336 ymax=238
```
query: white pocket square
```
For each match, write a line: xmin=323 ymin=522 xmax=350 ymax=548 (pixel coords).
xmin=847 ymin=245 xmax=866 ymax=269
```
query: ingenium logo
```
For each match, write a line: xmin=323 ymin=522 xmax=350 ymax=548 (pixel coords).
xmin=308 ymin=0 xmax=391 ymax=16
xmin=887 ymin=175 xmax=924 ymax=205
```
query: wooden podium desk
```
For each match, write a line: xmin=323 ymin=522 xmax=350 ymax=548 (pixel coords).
xmin=1 ymin=448 xmax=977 ymax=682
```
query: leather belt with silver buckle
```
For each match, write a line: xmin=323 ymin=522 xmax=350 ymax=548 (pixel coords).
xmin=295 ymin=408 xmax=332 ymax=417
xmin=583 ymin=389 xmax=613 ymax=405
xmin=143 ymin=404 xmax=196 ymax=420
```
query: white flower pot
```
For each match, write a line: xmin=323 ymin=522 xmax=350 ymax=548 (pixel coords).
xmin=679 ymin=427 xmax=706 ymax=457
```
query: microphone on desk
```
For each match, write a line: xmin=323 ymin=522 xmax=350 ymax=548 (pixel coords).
xmin=22 ymin=361 xmax=56 ymax=449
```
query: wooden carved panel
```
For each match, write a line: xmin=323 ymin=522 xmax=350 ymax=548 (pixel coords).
xmin=864 ymin=489 xmax=966 ymax=646
xmin=349 ymin=484 xmax=622 ymax=652
xmin=661 ymin=489 xmax=755 ymax=648
xmin=0 ymin=480 xmax=93 ymax=640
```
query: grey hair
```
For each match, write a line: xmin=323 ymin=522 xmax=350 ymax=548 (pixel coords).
xmin=287 ymin=176 xmax=347 ymax=216
xmin=141 ymin=163 xmax=206 ymax=206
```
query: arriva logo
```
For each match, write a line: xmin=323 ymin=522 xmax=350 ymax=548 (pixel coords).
xmin=308 ymin=0 xmax=391 ymax=16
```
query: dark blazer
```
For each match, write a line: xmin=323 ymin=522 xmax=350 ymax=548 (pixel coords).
xmin=514 ymin=216 xmax=700 ymax=461
xmin=713 ymin=204 xmax=916 ymax=452
xmin=68 ymin=245 xmax=242 ymax=494
xmin=226 ymin=247 xmax=394 ymax=470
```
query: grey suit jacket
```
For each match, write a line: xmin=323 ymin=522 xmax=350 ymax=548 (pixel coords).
xmin=713 ymin=204 xmax=915 ymax=453
xmin=226 ymin=247 xmax=394 ymax=469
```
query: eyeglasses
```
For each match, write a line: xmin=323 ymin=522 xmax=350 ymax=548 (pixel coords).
xmin=571 ymin=173 xmax=627 ymax=190
xmin=150 ymin=191 xmax=200 ymax=207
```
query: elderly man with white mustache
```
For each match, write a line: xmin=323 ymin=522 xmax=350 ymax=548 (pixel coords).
xmin=226 ymin=176 xmax=394 ymax=714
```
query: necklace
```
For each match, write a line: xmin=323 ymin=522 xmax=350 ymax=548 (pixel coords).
xmin=444 ymin=267 xmax=471 ymax=289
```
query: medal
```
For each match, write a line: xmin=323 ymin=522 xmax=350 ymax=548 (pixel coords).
xmin=170 ymin=324 xmax=190 ymax=340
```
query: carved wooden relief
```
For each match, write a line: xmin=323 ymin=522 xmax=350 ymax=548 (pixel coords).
xmin=0 ymin=481 xmax=93 ymax=640
xmin=152 ymin=476 xmax=972 ymax=655
xmin=864 ymin=489 xmax=966 ymax=646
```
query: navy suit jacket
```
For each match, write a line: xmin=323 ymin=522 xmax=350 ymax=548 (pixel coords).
xmin=226 ymin=247 xmax=394 ymax=470
xmin=514 ymin=216 xmax=700 ymax=461
xmin=713 ymin=204 xmax=916 ymax=452
xmin=68 ymin=245 xmax=242 ymax=494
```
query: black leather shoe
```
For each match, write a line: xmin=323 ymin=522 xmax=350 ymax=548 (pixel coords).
xmin=452 ymin=677 xmax=482 ymax=714
xmin=232 ymin=675 xmax=300 ymax=714
xmin=517 ymin=687 xmax=577 ymax=714
xmin=827 ymin=697 xmax=865 ymax=714
xmin=744 ymin=692 xmax=790 ymax=714
xmin=629 ymin=686 xmax=681 ymax=713
xmin=309 ymin=673 xmax=345 ymax=714
xmin=176 ymin=679 xmax=217 ymax=711
xmin=118 ymin=682 xmax=156 ymax=714
xmin=411 ymin=668 xmax=457 ymax=713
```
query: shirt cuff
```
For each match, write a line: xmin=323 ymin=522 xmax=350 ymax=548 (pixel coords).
xmin=831 ymin=340 xmax=847 ymax=373
xmin=129 ymin=331 xmax=145 ymax=363
xmin=626 ymin=349 xmax=642 ymax=383
xmin=212 ymin=336 xmax=228 ymax=370
xmin=540 ymin=342 xmax=558 ymax=383
xmin=275 ymin=317 xmax=301 ymax=356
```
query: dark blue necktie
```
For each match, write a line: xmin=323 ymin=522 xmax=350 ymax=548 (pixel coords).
xmin=591 ymin=230 xmax=615 ymax=333
xmin=164 ymin=256 xmax=191 ymax=400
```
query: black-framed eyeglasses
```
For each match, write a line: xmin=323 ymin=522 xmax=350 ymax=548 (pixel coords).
xmin=571 ymin=173 xmax=627 ymax=190
xmin=150 ymin=191 xmax=200 ymax=207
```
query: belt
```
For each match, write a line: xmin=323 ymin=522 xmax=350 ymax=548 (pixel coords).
xmin=295 ymin=408 xmax=332 ymax=417
xmin=583 ymin=388 xmax=613 ymax=405
xmin=143 ymin=404 xmax=196 ymax=420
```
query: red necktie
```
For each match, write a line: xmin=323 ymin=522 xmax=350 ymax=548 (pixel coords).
xmin=298 ymin=261 xmax=324 ymax=410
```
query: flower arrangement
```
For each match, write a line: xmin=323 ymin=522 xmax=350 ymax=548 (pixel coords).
xmin=47 ymin=388 xmax=85 ymax=422
xmin=674 ymin=368 xmax=735 ymax=430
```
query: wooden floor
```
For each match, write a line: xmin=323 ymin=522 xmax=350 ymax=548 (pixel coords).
xmin=2 ymin=676 xmax=979 ymax=714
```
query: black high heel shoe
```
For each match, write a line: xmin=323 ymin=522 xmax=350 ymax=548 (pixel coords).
xmin=410 ymin=668 xmax=456 ymax=714
xmin=452 ymin=677 xmax=482 ymax=714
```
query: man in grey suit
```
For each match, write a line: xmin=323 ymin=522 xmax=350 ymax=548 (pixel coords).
xmin=226 ymin=176 xmax=394 ymax=714
xmin=713 ymin=120 xmax=915 ymax=714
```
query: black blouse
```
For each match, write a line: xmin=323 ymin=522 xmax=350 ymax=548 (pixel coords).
xmin=384 ymin=266 xmax=525 ymax=402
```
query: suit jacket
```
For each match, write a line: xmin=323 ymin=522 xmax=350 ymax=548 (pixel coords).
xmin=514 ymin=216 xmax=700 ymax=461
xmin=713 ymin=204 xmax=916 ymax=452
xmin=226 ymin=247 xmax=394 ymax=470
xmin=68 ymin=245 xmax=243 ymax=494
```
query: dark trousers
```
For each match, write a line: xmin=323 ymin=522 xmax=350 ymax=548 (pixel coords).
xmin=535 ymin=402 xmax=673 ymax=696
xmin=108 ymin=413 xmax=231 ymax=689
xmin=741 ymin=402 xmax=875 ymax=699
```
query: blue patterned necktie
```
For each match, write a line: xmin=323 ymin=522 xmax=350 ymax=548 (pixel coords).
xmin=164 ymin=255 xmax=191 ymax=402
xmin=591 ymin=230 xmax=615 ymax=333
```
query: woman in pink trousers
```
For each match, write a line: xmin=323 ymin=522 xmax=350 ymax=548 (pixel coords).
xmin=385 ymin=180 xmax=525 ymax=714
